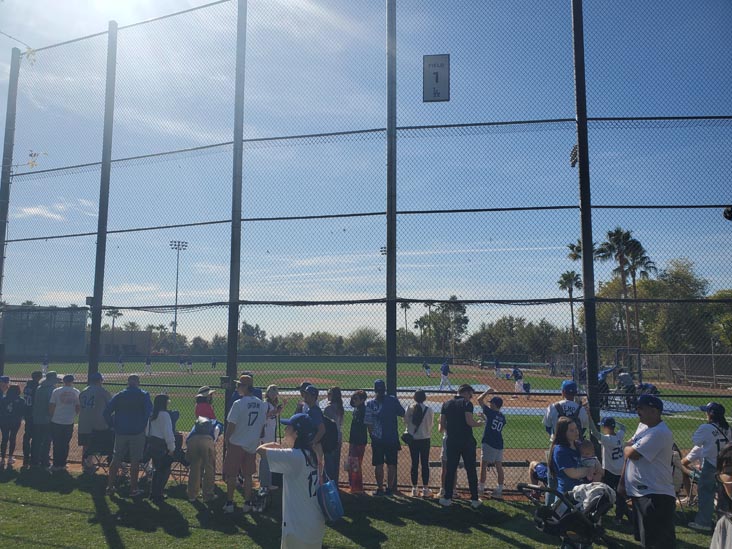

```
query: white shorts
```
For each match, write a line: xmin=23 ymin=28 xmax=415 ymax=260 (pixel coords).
xmin=481 ymin=443 xmax=503 ymax=463
xmin=515 ymin=380 xmax=524 ymax=393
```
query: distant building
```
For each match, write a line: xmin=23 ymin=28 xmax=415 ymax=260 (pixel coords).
xmin=87 ymin=330 xmax=153 ymax=358
xmin=1 ymin=305 xmax=88 ymax=359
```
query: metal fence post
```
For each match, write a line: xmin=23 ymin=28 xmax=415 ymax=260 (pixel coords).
xmin=226 ymin=0 xmax=248 ymax=413
xmin=385 ymin=0 xmax=398 ymax=395
xmin=88 ymin=22 xmax=118 ymax=376
xmin=0 ymin=47 xmax=21 ymax=376
xmin=570 ymin=0 xmax=600 ymax=423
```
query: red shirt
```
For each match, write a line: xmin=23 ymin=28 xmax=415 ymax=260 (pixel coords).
xmin=194 ymin=402 xmax=216 ymax=420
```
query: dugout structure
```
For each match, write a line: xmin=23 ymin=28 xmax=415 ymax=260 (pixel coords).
xmin=1 ymin=306 xmax=87 ymax=360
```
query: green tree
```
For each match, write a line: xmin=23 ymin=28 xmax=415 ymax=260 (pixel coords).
xmin=345 ymin=327 xmax=385 ymax=356
xmin=558 ymin=271 xmax=583 ymax=347
xmin=432 ymin=297 xmax=469 ymax=357
xmin=105 ymin=308 xmax=123 ymax=347
xmin=122 ymin=321 xmax=140 ymax=331
xmin=400 ymin=302 xmax=411 ymax=350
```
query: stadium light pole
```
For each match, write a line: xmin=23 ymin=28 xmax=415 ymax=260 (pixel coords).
xmin=170 ymin=240 xmax=188 ymax=353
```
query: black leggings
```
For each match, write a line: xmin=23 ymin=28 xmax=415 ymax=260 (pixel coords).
xmin=1 ymin=422 xmax=21 ymax=459
xmin=408 ymin=438 xmax=430 ymax=486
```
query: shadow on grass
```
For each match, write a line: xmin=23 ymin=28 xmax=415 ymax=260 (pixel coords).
xmin=7 ymin=467 xmax=76 ymax=494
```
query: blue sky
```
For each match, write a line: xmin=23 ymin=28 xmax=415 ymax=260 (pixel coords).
xmin=0 ymin=0 xmax=730 ymax=341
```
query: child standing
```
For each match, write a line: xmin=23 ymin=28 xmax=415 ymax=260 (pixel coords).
xmin=590 ymin=416 xmax=628 ymax=524
xmin=347 ymin=390 xmax=367 ymax=493
xmin=477 ymin=390 xmax=505 ymax=498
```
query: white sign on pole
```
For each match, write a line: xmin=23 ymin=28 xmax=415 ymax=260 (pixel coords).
xmin=423 ymin=54 xmax=450 ymax=102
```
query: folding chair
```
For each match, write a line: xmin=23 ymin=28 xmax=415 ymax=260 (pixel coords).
xmin=85 ymin=430 xmax=115 ymax=475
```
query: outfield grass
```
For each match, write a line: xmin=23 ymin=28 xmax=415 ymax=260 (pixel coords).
xmin=0 ymin=469 xmax=712 ymax=548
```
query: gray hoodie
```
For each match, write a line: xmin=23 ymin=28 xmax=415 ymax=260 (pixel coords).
xmin=32 ymin=374 xmax=58 ymax=425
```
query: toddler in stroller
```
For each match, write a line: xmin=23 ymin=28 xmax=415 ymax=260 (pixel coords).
xmin=518 ymin=482 xmax=618 ymax=549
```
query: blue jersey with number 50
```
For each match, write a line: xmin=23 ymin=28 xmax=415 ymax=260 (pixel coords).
xmin=481 ymin=407 xmax=506 ymax=449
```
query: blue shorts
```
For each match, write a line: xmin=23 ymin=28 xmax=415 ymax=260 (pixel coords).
xmin=534 ymin=462 xmax=548 ymax=484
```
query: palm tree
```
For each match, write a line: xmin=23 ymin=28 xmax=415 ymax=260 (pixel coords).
xmin=558 ymin=271 xmax=583 ymax=347
xmin=594 ymin=227 xmax=641 ymax=351
xmin=624 ymin=245 xmax=657 ymax=349
xmin=400 ymin=302 xmax=411 ymax=351
xmin=423 ymin=301 xmax=434 ymax=355
xmin=567 ymin=239 xmax=595 ymax=262
xmin=413 ymin=317 xmax=426 ymax=354
xmin=105 ymin=308 xmax=123 ymax=350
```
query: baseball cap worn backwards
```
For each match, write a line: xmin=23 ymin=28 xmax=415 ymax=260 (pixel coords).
xmin=637 ymin=394 xmax=663 ymax=412
xmin=374 ymin=379 xmax=386 ymax=393
xmin=561 ymin=380 xmax=578 ymax=394
xmin=600 ymin=417 xmax=616 ymax=428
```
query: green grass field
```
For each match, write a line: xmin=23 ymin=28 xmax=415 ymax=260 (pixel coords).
xmin=0 ymin=469 xmax=713 ymax=548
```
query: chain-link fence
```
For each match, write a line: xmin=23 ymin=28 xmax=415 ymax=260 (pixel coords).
xmin=1 ymin=1 xmax=731 ymax=492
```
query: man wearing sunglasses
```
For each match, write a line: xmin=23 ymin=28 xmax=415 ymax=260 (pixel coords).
xmin=622 ymin=394 xmax=675 ymax=548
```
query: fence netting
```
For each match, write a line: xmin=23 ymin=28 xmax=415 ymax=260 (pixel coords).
xmin=1 ymin=0 xmax=731 ymax=492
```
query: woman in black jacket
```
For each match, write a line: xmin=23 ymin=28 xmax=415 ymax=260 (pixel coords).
xmin=1 ymin=385 xmax=26 ymax=467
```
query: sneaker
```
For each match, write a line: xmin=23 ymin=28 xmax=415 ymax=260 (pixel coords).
xmin=384 ymin=488 xmax=393 ymax=497
xmin=222 ymin=502 xmax=235 ymax=514
xmin=688 ymin=521 xmax=713 ymax=532
xmin=421 ymin=487 xmax=432 ymax=498
xmin=411 ymin=486 xmax=418 ymax=497
xmin=492 ymin=487 xmax=503 ymax=499
xmin=8 ymin=457 xmax=15 ymax=465
xmin=129 ymin=489 xmax=145 ymax=498
xmin=438 ymin=498 xmax=452 ymax=507
xmin=478 ymin=482 xmax=485 ymax=493
xmin=374 ymin=489 xmax=385 ymax=496
xmin=470 ymin=499 xmax=482 ymax=509
xmin=242 ymin=501 xmax=253 ymax=513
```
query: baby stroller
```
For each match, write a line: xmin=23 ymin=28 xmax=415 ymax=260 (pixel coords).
xmin=518 ymin=482 xmax=618 ymax=549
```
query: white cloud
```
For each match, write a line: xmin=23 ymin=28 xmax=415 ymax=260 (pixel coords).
xmin=36 ymin=290 xmax=88 ymax=303
xmin=11 ymin=205 xmax=65 ymax=221
xmin=108 ymin=283 xmax=158 ymax=294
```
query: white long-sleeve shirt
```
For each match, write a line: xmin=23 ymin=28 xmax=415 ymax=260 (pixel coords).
xmin=147 ymin=410 xmax=176 ymax=453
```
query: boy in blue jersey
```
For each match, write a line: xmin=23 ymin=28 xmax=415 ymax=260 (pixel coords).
xmin=477 ymin=389 xmax=505 ymax=498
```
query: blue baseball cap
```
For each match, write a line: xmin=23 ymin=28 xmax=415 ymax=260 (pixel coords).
xmin=637 ymin=394 xmax=663 ymax=412
xmin=89 ymin=372 xmax=103 ymax=383
xmin=0 ymin=376 xmax=9 ymax=383
xmin=281 ymin=413 xmax=315 ymax=440
xmin=490 ymin=396 xmax=503 ymax=409
xmin=700 ymin=402 xmax=726 ymax=418
xmin=62 ymin=374 xmax=74 ymax=383
xmin=304 ymin=385 xmax=319 ymax=397
xmin=561 ymin=380 xmax=578 ymax=394
xmin=600 ymin=417 xmax=616 ymax=428
xmin=374 ymin=379 xmax=386 ymax=393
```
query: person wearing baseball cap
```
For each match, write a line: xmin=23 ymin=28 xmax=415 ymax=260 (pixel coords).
xmin=439 ymin=384 xmax=484 ymax=508
xmin=78 ymin=371 xmax=112 ymax=473
xmin=477 ymin=386 xmax=506 ymax=499
xmin=585 ymin=415 xmax=628 ymax=525
xmin=623 ymin=393 xmax=675 ymax=546
xmin=194 ymin=386 xmax=216 ymax=420
xmin=364 ymin=379 xmax=405 ymax=496
xmin=222 ymin=375 xmax=267 ymax=514
xmin=689 ymin=402 xmax=732 ymax=532
xmin=0 ymin=375 xmax=9 ymax=397
xmin=295 ymin=381 xmax=312 ymax=414
xmin=30 ymin=371 xmax=57 ymax=469
xmin=48 ymin=374 xmax=80 ymax=471
xmin=257 ymin=413 xmax=325 ymax=548
xmin=542 ymin=380 xmax=589 ymax=505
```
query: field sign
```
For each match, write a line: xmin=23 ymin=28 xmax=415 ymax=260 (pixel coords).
xmin=423 ymin=54 xmax=450 ymax=102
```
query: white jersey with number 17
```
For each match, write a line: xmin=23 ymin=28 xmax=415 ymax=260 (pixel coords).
xmin=226 ymin=395 xmax=267 ymax=452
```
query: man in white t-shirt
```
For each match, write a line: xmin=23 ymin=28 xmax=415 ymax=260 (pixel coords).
xmin=223 ymin=375 xmax=267 ymax=514
xmin=623 ymin=394 xmax=675 ymax=548
xmin=257 ymin=413 xmax=325 ymax=549
xmin=49 ymin=374 xmax=80 ymax=471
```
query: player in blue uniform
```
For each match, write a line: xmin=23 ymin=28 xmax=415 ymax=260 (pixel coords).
xmin=439 ymin=360 xmax=453 ymax=390
xmin=477 ymin=390 xmax=506 ymax=498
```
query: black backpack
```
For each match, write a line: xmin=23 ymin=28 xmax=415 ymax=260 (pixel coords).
xmin=555 ymin=403 xmax=583 ymax=435
xmin=321 ymin=415 xmax=339 ymax=454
